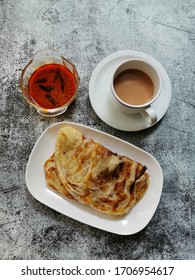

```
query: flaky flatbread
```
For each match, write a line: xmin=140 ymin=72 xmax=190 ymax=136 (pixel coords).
xmin=50 ymin=126 xmax=149 ymax=216
xmin=44 ymin=154 xmax=76 ymax=200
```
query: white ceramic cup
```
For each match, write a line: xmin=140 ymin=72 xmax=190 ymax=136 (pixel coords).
xmin=110 ymin=59 xmax=161 ymax=125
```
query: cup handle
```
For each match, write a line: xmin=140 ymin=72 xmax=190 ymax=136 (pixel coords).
xmin=141 ymin=106 xmax=157 ymax=125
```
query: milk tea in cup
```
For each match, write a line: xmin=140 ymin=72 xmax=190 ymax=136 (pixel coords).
xmin=111 ymin=59 xmax=161 ymax=124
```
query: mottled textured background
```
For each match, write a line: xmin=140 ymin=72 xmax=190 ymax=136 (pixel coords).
xmin=0 ymin=0 xmax=194 ymax=259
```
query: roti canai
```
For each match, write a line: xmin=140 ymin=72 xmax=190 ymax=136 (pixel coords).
xmin=44 ymin=126 xmax=149 ymax=216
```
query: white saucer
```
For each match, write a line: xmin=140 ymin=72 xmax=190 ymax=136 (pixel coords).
xmin=89 ymin=50 xmax=172 ymax=131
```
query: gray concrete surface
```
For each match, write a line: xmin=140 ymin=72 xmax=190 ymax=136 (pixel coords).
xmin=0 ymin=0 xmax=194 ymax=259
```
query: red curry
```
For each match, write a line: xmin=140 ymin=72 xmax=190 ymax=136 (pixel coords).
xmin=28 ymin=64 xmax=76 ymax=109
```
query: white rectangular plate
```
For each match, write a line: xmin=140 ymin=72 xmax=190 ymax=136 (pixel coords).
xmin=25 ymin=122 xmax=163 ymax=235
